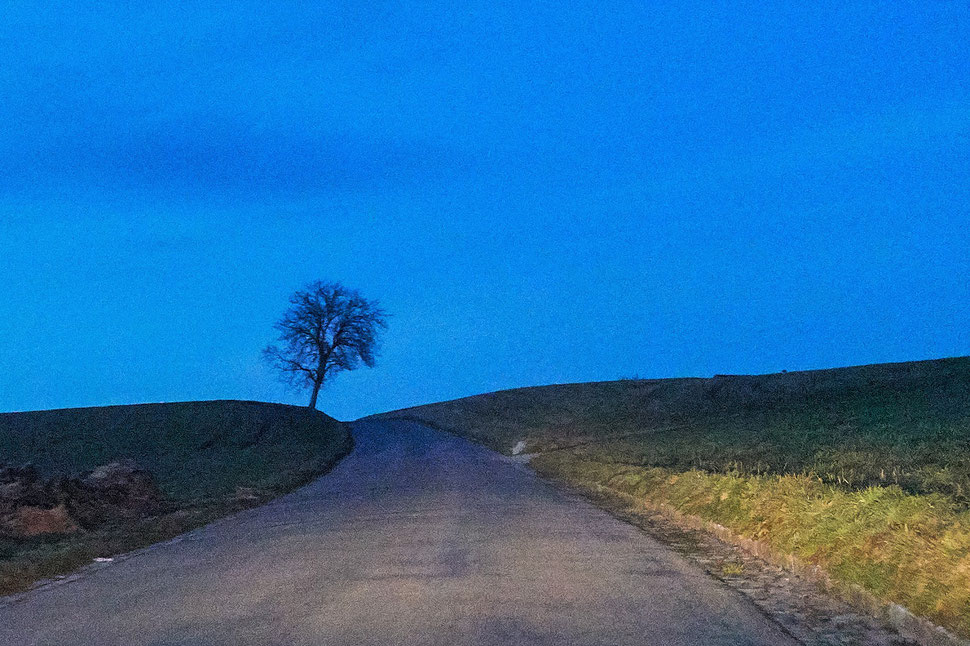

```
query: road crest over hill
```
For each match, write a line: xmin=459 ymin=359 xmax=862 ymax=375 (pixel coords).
xmin=0 ymin=419 xmax=795 ymax=645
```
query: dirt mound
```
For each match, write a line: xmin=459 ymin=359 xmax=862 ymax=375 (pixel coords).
xmin=5 ymin=504 xmax=79 ymax=537
xmin=0 ymin=461 xmax=166 ymax=538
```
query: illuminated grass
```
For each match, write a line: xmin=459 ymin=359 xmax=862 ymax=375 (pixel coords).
xmin=533 ymin=454 xmax=970 ymax=636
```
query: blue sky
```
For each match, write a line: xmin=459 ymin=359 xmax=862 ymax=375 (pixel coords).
xmin=1 ymin=2 xmax=968 ymax=419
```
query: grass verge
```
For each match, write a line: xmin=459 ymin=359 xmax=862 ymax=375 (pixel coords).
xmin=534 ymin=453 xmax=970 ymax=638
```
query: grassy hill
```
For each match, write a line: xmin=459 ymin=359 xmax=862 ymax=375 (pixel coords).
xmin=0 ymin=400 xmax=350 ymax=501
xmin=1 ymin=400 xmax=351 ymax=594
xmin=375 ymin=357 xmax=970 ymax=637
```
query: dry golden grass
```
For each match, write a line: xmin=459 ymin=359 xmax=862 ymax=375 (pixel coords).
xmin=533 ymin=454 xmax=970 ymax=636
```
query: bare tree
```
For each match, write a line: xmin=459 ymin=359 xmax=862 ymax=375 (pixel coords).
xmin=264 ymin=281 xmax=388 ymax=409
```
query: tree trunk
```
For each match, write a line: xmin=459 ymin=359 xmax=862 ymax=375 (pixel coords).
xmin=308 ymin=380 xmax=323 ymax=410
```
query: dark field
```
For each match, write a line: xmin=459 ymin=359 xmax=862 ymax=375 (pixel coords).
xmin=0 ymin=400 xmax=351 ymax=594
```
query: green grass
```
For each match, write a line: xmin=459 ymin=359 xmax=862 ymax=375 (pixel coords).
xmin=376 ymin=356 xmax=970 ymax=637
xmin=379 ymin=357 xmax=970 ymax=502
xmin=0 ymin=400 xmax=352 ymax=594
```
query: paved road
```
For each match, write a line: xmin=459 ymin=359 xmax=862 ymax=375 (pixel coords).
xmin=0 ymin=420 xmax=798 ymax=646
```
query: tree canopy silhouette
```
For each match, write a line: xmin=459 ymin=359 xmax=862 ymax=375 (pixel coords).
xmin=264 ymin=281 xmax=388 ymax=409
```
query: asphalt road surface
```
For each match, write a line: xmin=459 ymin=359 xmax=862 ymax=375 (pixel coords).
xmin=0 ymin=420 xmax=798 ymax=646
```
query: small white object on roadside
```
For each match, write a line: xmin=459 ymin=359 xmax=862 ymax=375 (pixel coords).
xmin=511 ymin=441 xmax=527 ymax=456
xmin=94 ymin=557 xmax=113 ymax=563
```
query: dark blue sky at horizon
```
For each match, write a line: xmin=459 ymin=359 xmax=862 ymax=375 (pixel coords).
xmin=1 ymin=2 xmax=968 ymax=419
